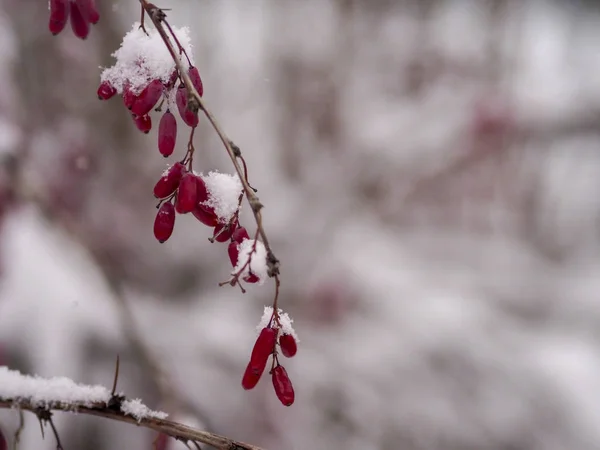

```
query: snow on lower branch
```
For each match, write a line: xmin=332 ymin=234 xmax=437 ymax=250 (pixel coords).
xmin=0 ymin=366 xmax=168 ymax=421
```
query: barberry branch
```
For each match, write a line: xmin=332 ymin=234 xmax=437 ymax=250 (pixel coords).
xmin=138 ymin=0 xmax=280 ymax=279
xmin=0 ymin=399 xmax=263 ymax=450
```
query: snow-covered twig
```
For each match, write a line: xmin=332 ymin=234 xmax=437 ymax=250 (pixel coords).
xmin=0 ymin=367 xmax=263 ymax=450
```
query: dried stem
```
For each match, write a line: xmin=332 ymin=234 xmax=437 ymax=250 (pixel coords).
xmin=0 ymin=399 xmax=263 ymax=450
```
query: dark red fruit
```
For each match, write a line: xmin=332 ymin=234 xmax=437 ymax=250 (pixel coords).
xmin=279 ymin=334 xmax=297 ymax=358
xmin=166 ymin=70 xmax=179 ymax=89
xmin=192 ymin=204 xmax=218 ymax=227
xmin=228 ymin=241 xmax=239 ymax=266
xmin=195 ymin=175 xmax=208 ymax=203
xmin=244 ymin=273 xmax=260 ymax=284
xmin=272 ymin=365 xmax=295 ymax=406
xmin=158 ymin=110 xmax=177 ymax=157
xmin=69 ymin=1 xmax=89 ymax=39
xmin=154 ymin=202 xmax=175 ymax=243
xmin=131 ymin=79 xmax=164 ymax=117
xmin=97 ymin=81 xmax=116 ymax=100
xmin=123 ymin=83 xmax=136 ymax=110
xmin=188 ymin=66 xmax=204 ymax=97
xmin=232 ymin=226 xmax=250 ymax=244
xmin=175 ymin=173 xmax=198 ymax=214
xmin=133 ymin=114 xmax=152 ymax=133
xmin=49 ymin=0 xmax=69 ymax=35
xmin=153 ymin=162 xmax=185 ymax=198
xmin=176 ymin=85 xmax=199 ymax=128
xmin=88 ymin=0 xmax=100 ymax=24
xmin=213 ymin=219 xmax=238 ymax=243
xmin=241 ymin=327 xmax=277 ymax=390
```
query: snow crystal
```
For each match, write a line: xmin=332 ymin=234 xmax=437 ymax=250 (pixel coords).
xmin=0 ymin=366 xmax=110 ymax=407
xmin=100 ymin=23 xmax=194 ymax=94
xmin=234 ymin=239 xmax=268 ymax=284
xmin=201 ymin=172 xmax=243 ymax=223
xmin=257 ymin=306 xmax=299 ymax=342
xmin=121 ymin=398 xmax=168 ymax=422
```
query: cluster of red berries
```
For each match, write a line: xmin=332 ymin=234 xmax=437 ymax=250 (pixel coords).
xmin=97 ymin=65 xmax=203 ymax=136
xmin=49 ymin=0 xmax=99 ymax=39
xmin=242 ymin=321 xmax=297 ymax=406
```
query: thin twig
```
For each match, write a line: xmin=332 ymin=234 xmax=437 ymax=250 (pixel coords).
xmin=0 ymin=399 xmax=263 ymax=450
xmin=12 ymin=408 xmax=24 ymax=450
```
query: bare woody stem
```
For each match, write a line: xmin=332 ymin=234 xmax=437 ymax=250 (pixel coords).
xmin=0 ymin=399 xmax=264 ymax=450
xmin=138 ymin=0 xmax=280 ymax=279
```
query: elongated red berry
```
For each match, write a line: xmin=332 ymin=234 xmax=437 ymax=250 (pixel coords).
xmin=175 ymin=173 xmax=198 ymax=214
xmin=158 ymin=110 xmax=177 ymax=157
xmin=241 ymin=327 xmax=277 ymax=390
xmin=131 ymin=79 xmax=164 ymax=117
xmin=49 ymin=0 xmax=69 ymax=35
xmin=188 ymin=66 xmax=204 ymax=97
xmin=88 ymin=0 xmax=100 ymax=24
xmin=195 ymin=175 xmax=208 ymax=203
xmin=272 ymin=365 xmax=295 ymax=406
xmin=192 ymin=204 xmax=218 ymax=227
xmin=134 ymin=114 xmax=152 ymax=133
xmin=70 ymin=1 xmax=89 ymax=39
xmin=232 ymin=227 xmax=250 ymax=244
xmin=154 ymin=202 xmax=175 ymax=243
xmin=123 ymin=83 xmax=136 ymax=110
xmin=97 ymin=81 xmax=116 ymax=100
xmin=228 ymin=241 xmax=239 ymax=266
xmin=213 ymin=219 xmax=238 ymax=243
xmin=279 ymin=334 xmax=297 ymax=358
xmin=153 ymin=162 xmax=185 ymax=198
xmin=176 ymin=85 xmax=199 ymax=128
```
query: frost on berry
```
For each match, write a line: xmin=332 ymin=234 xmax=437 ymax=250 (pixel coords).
xmin=158 ymin=110 xmax=177 ymax=157
xmin=271 ymin=365 xmax=295 ymax=406
xmin=97 ymin=81 xmax=117 ymax=100
xmin=242 ymin=327 xmax=277 ymax=390
xmin=49 ymin=0 xmax=69 ymax=35
xmin=188 ymin=66 xmax=204 ymax=97
xmin=131 ymin=79 xmax=164 ymax=117
xmin=176 ymin=85 xmax=199 ymax=128
xmin=133 ymin=114 xmax=152 ymax=134
xmin=69 ymin=1 xmax=90 ymax=40
xmin=202 ymin=172 xmax=243 ymax=224
xmin=153 ymin=162 xmax=185 ymax=199
xmin=279 ymin=334 xmax=297 ymax=358
xmin=233 ymin=239 xmax=268 ymax=284
xmin=175 ymin=173 xmax=198 ymax=214
xmin=100 ymin=23 xmax=194 ymax=96
xmin=213 ymin=219 xmax=238 ymax=243
xmin=154 ymin=202 xmax=176 ymax=243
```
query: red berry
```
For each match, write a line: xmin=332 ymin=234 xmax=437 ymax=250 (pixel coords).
xmin=232 ymin=226 xmax=250 ymax=244
xmin=241 ymin=327 xmax=277 ymax=390
xmin=175 ymin=173 xmax=198 ymax=214
xmin=153 ymin=162 xmax=185 ymax=199
xmin=279 ymin=334 xmax=297 ymax=358
xmin=158 ymin=110 xmax=177 ymax=157
xmin=213 ymin=219 xmax=238 ymax=243
xmin=88 ymin=0 xmax=100 ymax=24
xmin=272 ymin=365 xmax=295 ymax=406
xmin=244 ymin=273 xmax=260 ymax=284
xmin=49 ymin=0 xmax=69 ymax=35
xmin=123 ymin=83 xmax=136 ymax=110
xmin=133 ymin=114 xmax=152 ymax=133
xmin=228 ymin=241 xmax=239 ymax=266
xmin=131 ymin=79 xmax=164 ymax=117
xmin=97 ymin=81 xmax=116 ymax=100
xmin=195 ymin=175 xmax=208 ymax=203
xmin=69 ymin=1 xmax=89 ymax=39
xmin=176 ymin=85 xmax=199 ymax=128
xmin=154 ymin=202 xmax=175 ymax=243
xmin=192 ymin=204 xmax=218 ymax=227
xmin=188 ymin=66 xmax=204 ymax=97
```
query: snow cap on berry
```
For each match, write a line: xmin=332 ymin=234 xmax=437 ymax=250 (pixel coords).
xmin=201 ymin=171 xmax=243 ymax=224
xmin=257 ymin=306 xmax=299 ymax=342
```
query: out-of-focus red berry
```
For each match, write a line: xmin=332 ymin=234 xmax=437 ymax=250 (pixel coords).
xmin=272 ymin=365 xmax=295 ymax=406
xmin=154 ymin=202 xmax=176 ymax=243
xmin=232 ymin=227 xmax=250 ymax=244
xmin=69 ymin=1 xmax=89 ymax=39
xmin=153 ymin=162 xmax=185 ymax=199
xmin=88 ymin=0 xmax=100 ymax=24
xmin=158 ymin=110 xmax=177 ymax=157
xmin=49 ymin=0 xmax=69 ymax=35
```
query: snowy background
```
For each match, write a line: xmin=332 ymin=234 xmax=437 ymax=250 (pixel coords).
xmin=1 ymin=0 xmax=600 ymax=449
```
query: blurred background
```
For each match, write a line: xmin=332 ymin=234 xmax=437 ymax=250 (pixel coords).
xmin=0 ymin=0 xmax=600 ymax=449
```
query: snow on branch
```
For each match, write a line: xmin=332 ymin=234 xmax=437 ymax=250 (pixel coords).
xmin=0 ymin=366 xmax=263 ymax=450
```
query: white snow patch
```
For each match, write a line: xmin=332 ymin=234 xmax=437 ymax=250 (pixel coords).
xmin=201 ymin=171 xmax=243 ymax=223
xmin=257 ymin=306 xmax=299 ymax=342
xmin=121 ymin=398 xmax=168 ymax=422
xmin=233 ymin=239 xmax=268 ymax=284
xmin=100 ymin=23 xmax=194 ymax=94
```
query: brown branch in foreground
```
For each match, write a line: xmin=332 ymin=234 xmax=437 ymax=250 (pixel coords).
xmin=0 ymin=399 xmax=263 ymax=450
xmin=138 ymin=0 xmax=280 ymax=280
